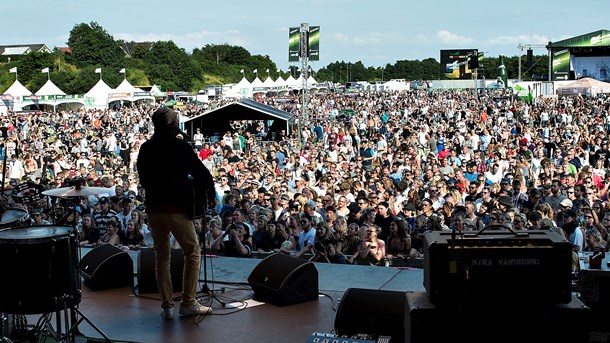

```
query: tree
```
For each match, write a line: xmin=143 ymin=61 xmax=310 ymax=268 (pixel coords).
xmin=144 ymin=41 xmax=202 ymax=91
xmin=67 ymin=22 xmax=126 ymax=69
xmin=16 ymin=51 xmax=55 ymax=90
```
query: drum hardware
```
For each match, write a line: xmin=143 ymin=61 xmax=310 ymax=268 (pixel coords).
xmin=0 ymin=208 xmax=29 ymax=230
xmin=0 ymin=226 xmax=110 ymax=342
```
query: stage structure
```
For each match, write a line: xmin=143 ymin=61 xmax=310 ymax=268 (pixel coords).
xmin=548 ymin=29 xmax=610 ymax=81
xmin=288 ymin=23 xmax=319 ymax=125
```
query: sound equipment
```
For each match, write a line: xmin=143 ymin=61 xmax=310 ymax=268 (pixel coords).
xmin=137 ymin=248 xmax=184 ymax=294
xmin=405 ymin=291 xmax=589 ymax=343
xmin=423 ymin=229 xmax=573 ymax=306
xmin=526 ymin=49 xmax=533 ymax=70
xmin=80 ymin=244 xmax=133 ymax=291
xmin=334 ymin=288 xmax=406 ymax=343
xmin=306 ymin=332 xmax=381 ymax=343
xmin=247 ymin=253 xmax=318 ymax=306
xmin=0 ymin=226 xmax=80 ymax=314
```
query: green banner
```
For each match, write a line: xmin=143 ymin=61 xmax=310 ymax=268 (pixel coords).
xmin=289 ymin=27 xmax=300 ymax=62
xmin=552 ymin=49 xmax=571 ymax=81
xmin=551 ymin=30 xmax=610 ymax=48
xmin=308 ymin=26 xmax=320 ymax=61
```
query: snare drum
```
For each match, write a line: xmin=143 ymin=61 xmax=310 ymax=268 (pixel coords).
xmin=0 ymin=226 xmax=80 ymax=314
xmin=0 ymin=208 xmax=30 ymax=230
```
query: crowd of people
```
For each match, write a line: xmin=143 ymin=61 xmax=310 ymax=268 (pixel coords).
xmin=2 ymin=88 xmax=609 ymax=269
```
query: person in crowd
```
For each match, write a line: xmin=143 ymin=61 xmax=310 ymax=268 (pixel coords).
xmin=137 ymin=107 xmax=216 ymax=319
xmin=212 ymin=222 xmax=252 ymax=257
xmin=79 ymin=213 xmax=100 ymax=246
xmin=121 ymin=219 xmax=144 ymax=248
xmin=385 ymin=218 xmax=411 ymax=260
xmin=99 ymin=219 xmax=121 ymax=245
xmin=349 ymin=224 xmax=386 ymax=265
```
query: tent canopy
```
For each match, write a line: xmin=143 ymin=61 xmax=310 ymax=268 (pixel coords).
xmin=182 ymin=99 xmax=296 ymax=138
xmin=556 ymin=77 xmax=610 ymax=95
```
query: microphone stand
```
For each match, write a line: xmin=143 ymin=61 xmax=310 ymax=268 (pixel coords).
xmin=198 ymin=213 xmax=225 ymax=307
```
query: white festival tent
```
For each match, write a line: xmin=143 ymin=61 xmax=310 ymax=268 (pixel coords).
xmin=275 ymin=76 xmax=289 ymax=96
xmin=108 ymin=79 xmax=155 ymax=105
xmin=29 ymin=79 xmax=86 ymax=112
xmin=307 ymin=75 xmax=319 ymax=93
xmin=262 ymin=76 xmax=277 ymax=96
xmin=36 ymin=79 xmax=66 ymax=96
xmin=556 ymin=77 xmax=610 ymax=96
xmin=262 ymin=76 xmax=275 ymax=88
xmin=150 ymin=84 xmax=166 ymax=98
xmin=226 ymin=77 xmax=252 ymax=99
xmin=250 ymin=77 xmax=265 ymax=96
xmin=85 ymin=79 xmax=112 ymax=109
xmin=285 ymin=75 xmax=299 ymax=90
xmin=1 ymin=80 xmax=32 ymax=113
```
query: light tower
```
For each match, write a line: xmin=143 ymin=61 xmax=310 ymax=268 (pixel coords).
xmin=517 ymin=43 xmax=548 ymax=81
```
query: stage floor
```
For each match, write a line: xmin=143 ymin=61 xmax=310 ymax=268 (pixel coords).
xmin=76 ymin=254 xmax=425 ymax=343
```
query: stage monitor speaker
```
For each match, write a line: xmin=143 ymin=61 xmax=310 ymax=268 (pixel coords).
xmin=137 ymin=248 xmax=184 ymax=294
xmin=334 ymin=288 xmax=407 ymax=343
xmin=80 ymin=244 xmax=133 ymax=291
xmin=247 ymin=253 xmax=318 ymax=306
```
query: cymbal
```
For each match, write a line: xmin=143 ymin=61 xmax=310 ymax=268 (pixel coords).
xmin=42 ymin=186 xmax=111 ymax=197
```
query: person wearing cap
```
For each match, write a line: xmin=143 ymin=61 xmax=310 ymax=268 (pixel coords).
xmin=94 ymin=196 xmax=118 ymax=236
xmin=137 ymin=107 xmax=217 ymax=320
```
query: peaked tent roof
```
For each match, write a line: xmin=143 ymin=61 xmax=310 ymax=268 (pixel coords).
xmin=115 ymin=78 xmax=137 ymax=92
xmin=226 ymin=77 xmax=252 ymax=98
xmin=250 ymin=77 xmax=264 ymax=88
xmin=36 ymin=79 xmax=66 ymax=96
xmin=4 ymin=80 xmax=32 ymax=97
xmin=183 ymin=99 xmax=295 ymax=137
xmin=556 ymin=77 xmax=610 ymax=95
xmin=262 ymin=76 xmax=275 ymax=88
xmin=85 ymin=79 xmax=112 ymax=109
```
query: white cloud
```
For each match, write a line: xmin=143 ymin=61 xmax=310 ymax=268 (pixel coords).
xmin=486 ymin=34 xmax=549 ymax=45
xmin=436 ymin=30 xmax=475 ymax=44
xmin=332 ymin=32 xmax=350 ymax=42
xmin=353 ymin=32 xmax=384 ymax=45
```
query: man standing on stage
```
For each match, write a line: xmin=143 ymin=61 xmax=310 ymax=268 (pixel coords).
xmin=137 ymin=107 xmax=216 ymax=320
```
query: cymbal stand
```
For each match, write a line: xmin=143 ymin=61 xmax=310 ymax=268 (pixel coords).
xmin=65 ymin=299 xmax=111 ymax=343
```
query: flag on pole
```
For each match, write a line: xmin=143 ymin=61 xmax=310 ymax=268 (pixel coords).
xmin=9 ymin=67 xmax=17 ymax=73
xmin=95 ymin=68 xmax=102 ymax=74
xmin=253 ymin=69 xmax=257 ymax=74
xmin=239 ymin=69 xmax=244 ymax=73
xmin=119 ymin=68 xmax=126 ymax=74
xmin=41 ymin=67 xmax=49 ymax=73
xmin=266 ymin=68 xmax=269 ymax=73
xmin=277 ymin=68 xmax=280 ymax=73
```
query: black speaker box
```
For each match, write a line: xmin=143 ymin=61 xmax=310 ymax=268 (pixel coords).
xmin=247 ymin=253 xmax=318 ymax=306
xmin=137 ymin=248 xmax=184 ymax=294
xmin=334 ymin=288 xmax=407 ymax=343
xmin=80 ymin=244 xmax=133 ymax=291
xmin=405 ymin=291 xmax=590 ymax=343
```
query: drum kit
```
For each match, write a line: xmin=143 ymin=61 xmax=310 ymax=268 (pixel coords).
xmin=0 ymin=182 xmax=112 ymax=343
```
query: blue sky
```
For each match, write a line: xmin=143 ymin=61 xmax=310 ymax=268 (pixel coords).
xmin=4 ymin=0 xmax=609 ymax=70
